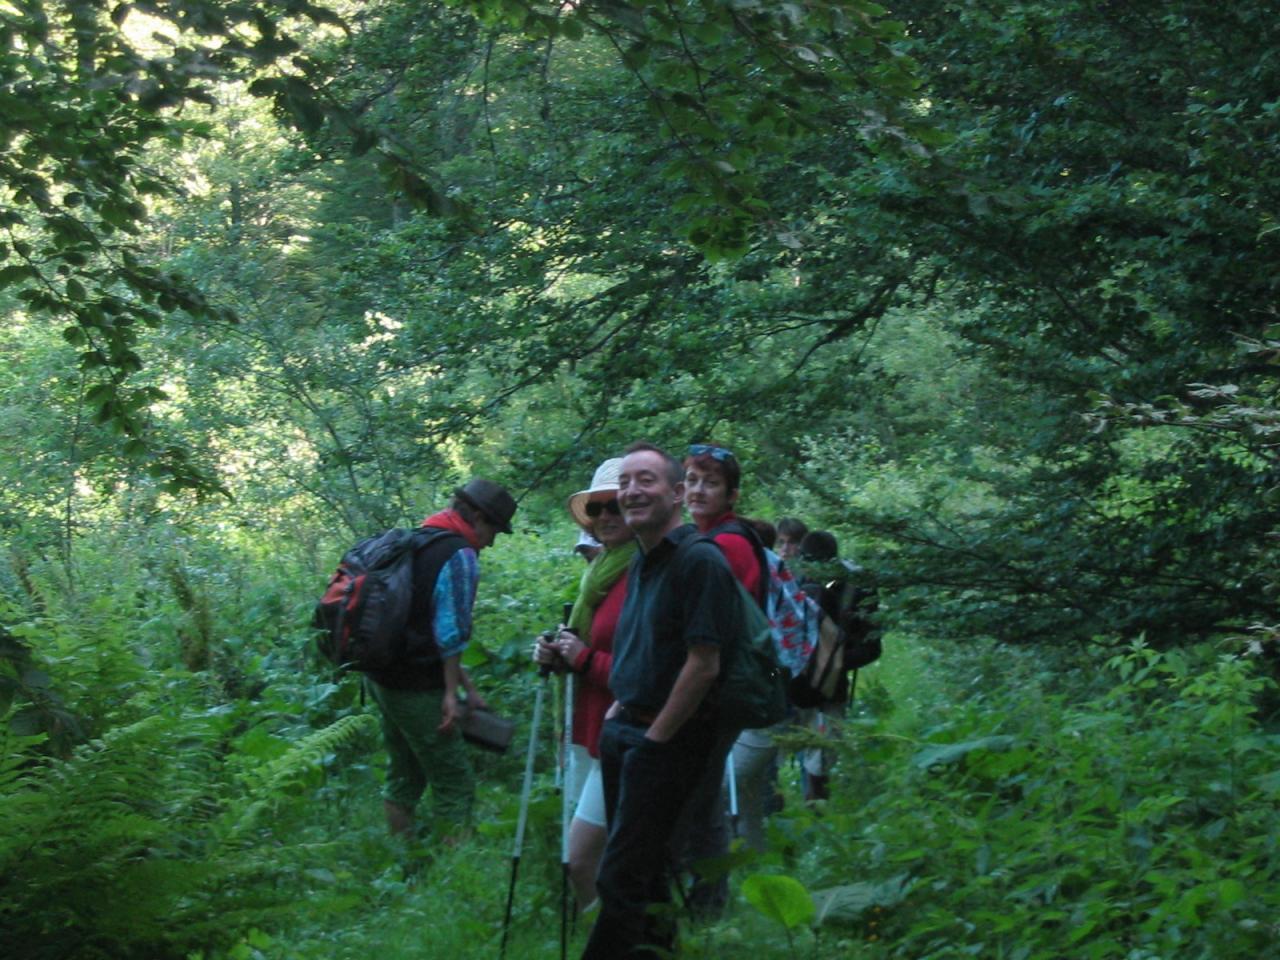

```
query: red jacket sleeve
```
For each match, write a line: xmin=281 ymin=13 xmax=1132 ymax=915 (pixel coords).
xmin=714 ymin=531 xmax=762 ymax=600
xmin=571 ymin=572 xmax=625 ymax=690
xmin=573 ymin=644 xmax=613 ymax=690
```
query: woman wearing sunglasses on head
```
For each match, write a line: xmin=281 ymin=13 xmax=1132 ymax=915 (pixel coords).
xmin=683 ymin=443 xmax=762 ymax=598
xmin=533 ymin=456 xmax=636 ymax=912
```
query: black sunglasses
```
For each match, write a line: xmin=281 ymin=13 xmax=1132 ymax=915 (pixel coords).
xmin=688 ymin=443 xmax=736 ymax=462
xmin=585 ymin=499 xmax=622 ymax=518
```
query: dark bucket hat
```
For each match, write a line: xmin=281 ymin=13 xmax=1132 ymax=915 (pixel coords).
xmin=455 ymin=478 xmax=517 ymax=534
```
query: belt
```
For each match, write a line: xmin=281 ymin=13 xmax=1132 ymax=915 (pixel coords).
xmin=618 ymin=705 xmax=658 ymax=726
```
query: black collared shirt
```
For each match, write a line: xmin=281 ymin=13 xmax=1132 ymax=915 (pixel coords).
xmin=608 ymin=524 xmax=742 ymax=714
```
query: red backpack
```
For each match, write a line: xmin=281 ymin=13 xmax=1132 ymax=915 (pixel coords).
xmin=313 ymin=527 xmax=463 ymax=672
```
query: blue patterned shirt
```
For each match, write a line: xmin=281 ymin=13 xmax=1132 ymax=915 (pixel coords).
xmin=432 ymin=546 xmax=480 ymax=659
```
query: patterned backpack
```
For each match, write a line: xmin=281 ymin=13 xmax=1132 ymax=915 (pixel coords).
xmin=759 ymin=547 xmax=822 ymax=677
xmin=707 ymin=520 xmax=820 ymax=678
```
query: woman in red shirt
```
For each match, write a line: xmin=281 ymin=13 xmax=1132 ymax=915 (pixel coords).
xmin=683 ymin=443 xmax=762 ymax=598
xmin=535 ymin=457 xmax=636 ymax=911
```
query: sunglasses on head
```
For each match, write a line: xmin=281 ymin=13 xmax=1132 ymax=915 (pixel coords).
xmin=688 ymin=444 xmax=736 ymax=462
xmin=585 ymin=499 xmax=622 ymax=518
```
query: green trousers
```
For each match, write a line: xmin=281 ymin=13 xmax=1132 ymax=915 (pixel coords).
xmin=366 ymin=680 xmax=475 ymax=831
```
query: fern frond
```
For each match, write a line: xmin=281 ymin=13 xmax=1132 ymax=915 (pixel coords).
xmin=220 ymin=712 xmax=377 ymax=844
xmin=0 ymin=707 xmax=236 ymax=959
xmin=0 ymin=704 xmax=48 ymax=791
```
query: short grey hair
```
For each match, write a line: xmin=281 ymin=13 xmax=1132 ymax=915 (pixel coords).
xmin=622 ymin=441 xmax=683 ymax=487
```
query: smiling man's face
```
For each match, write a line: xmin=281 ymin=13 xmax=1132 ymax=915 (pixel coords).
xmin=617 ymin=449 xmax=683 ymax=545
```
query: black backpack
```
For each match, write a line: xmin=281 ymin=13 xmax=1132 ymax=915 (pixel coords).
xmin=312 ymin=526 xmax=464 ymax=672
xmin=788 ymin=561 xmax=882 ymax=708
xmin=826 ymin=563 xmax=882 ymax=671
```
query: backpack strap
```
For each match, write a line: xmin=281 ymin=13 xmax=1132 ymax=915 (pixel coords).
xmin=396 ymin=528 xmax=470 ymax=672
xmin=410 ymin=527 xmax=471 ymax=628
xmin=703 ymin=518 xmax=769 ymax=608
xmin=671 ymin=527 xmax=750 ymax=605
xmin=670 ymin=526 xmax=716 ymax=571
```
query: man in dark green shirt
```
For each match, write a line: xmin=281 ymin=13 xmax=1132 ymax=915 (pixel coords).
xmin=581 ymin=442 xmax=743 ymax=960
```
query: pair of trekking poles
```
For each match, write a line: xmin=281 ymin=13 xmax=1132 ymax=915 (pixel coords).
xmin=500 ymin=605 xmax=576 ymax=960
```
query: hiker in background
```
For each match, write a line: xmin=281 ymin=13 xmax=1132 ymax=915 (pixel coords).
xmin=581 ymin=442 xmax=742 ymax=960
xmin=364 ymin=479 xmax=517 ymax=843
xmin=574 ymin=529 xmax=603 ymax=564
xmin=729 ymin=717 xmax=780 ymax=851
xmin=738 ymin=506 xmax=788 ymax=841
xmin=794 ymin=529 xmax=849 ymax=805
xmin=672 ymin=442 xmax=766 ymax=915
xmin=774 ymin=516 xmax=808 ymax=561
xmin=533 ymin=458 xmax=636 ymax=912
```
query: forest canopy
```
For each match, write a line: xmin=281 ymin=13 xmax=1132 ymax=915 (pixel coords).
xmin=4 ymin=0 xmax=1277 ymax=648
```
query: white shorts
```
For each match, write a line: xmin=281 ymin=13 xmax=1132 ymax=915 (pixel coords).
xmin=568 ymin=744 xmax=607 ymax=828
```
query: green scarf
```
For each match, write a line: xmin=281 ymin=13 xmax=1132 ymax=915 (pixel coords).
xmin=567 ymin=540 xmax=637 ymax=638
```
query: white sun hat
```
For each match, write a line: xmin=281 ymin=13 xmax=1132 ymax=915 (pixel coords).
xmin=567 ymin=457 xmax=624 ymax=530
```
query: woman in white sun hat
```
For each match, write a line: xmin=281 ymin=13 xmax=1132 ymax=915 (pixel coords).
xmin=534 ymin=456 xmax=636 ymax=911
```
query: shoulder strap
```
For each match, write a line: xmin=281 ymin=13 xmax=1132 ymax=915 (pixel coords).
xmin=408 ymin=528 xmax=470 ymax=639
xmin=415 ymin=525 xmax=468 ymax=548
xmin=414 ymin=527 xmax=469 ymax=572
xmin=704 ymin=518 xmax=769 ymax=607
xmin=672 ymin=528 xmax=715 ymax=565
xmin=704 ymin=517 xmax=755 ymax=544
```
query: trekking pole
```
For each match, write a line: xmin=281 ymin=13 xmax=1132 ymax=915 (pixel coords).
xmin=725 ymin=747 xmax=739 ymax=840
xmin=500 ymin=654 xmax=550 ymax=960
xmin=553 ymin=683 xmax=564 ymax=792
xmin=559 ymin=601 xmax=574 ymax=960
xmin=560 ymin=670 xmax=574 ymax=960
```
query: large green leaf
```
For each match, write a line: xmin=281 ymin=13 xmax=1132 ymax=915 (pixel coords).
xmin=741 ymin=873 xmax=816 ymax=929
xmin=812 ymin=873 xmax=912 ymax=925
xmin=912 ymin=736 xmax=1018 ymax=770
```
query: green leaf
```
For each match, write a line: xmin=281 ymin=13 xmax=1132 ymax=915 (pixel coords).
xmin=812 ymin=874 xmax=912 ymax=925
xmin=1217 ymin=878 xmax=1247 ymax=908
xmin=0 ymin=264 xmax=34 ymax=288
xmin=1068 ymin=919 xmax=1098 ymax=943
xmin=461 ymin=643 xmax=491 ymax=668
xmin=912 ymin=736 xmax=1018 ymax=770
xmin=1256 ymin=769 xmax=1280 ymax=795
xmin=560 ymin=16 xmax=584 ymax=41
xmin=741 ymin=874 xmax=815 ymax=929
xmin=622 ymin=42 xmax=650 ymax=70
xmin=848 ymin=35 xmax=875 ymax=56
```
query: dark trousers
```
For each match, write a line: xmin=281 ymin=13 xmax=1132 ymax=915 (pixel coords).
xmin=581 ymin=714 xmax=717 ymax=960
xmin=669 ymin=726 xmax=739 ymax=917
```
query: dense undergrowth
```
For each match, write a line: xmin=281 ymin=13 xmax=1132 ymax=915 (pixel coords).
xmin=2 ymin=526 xmax=1277 ymax=959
